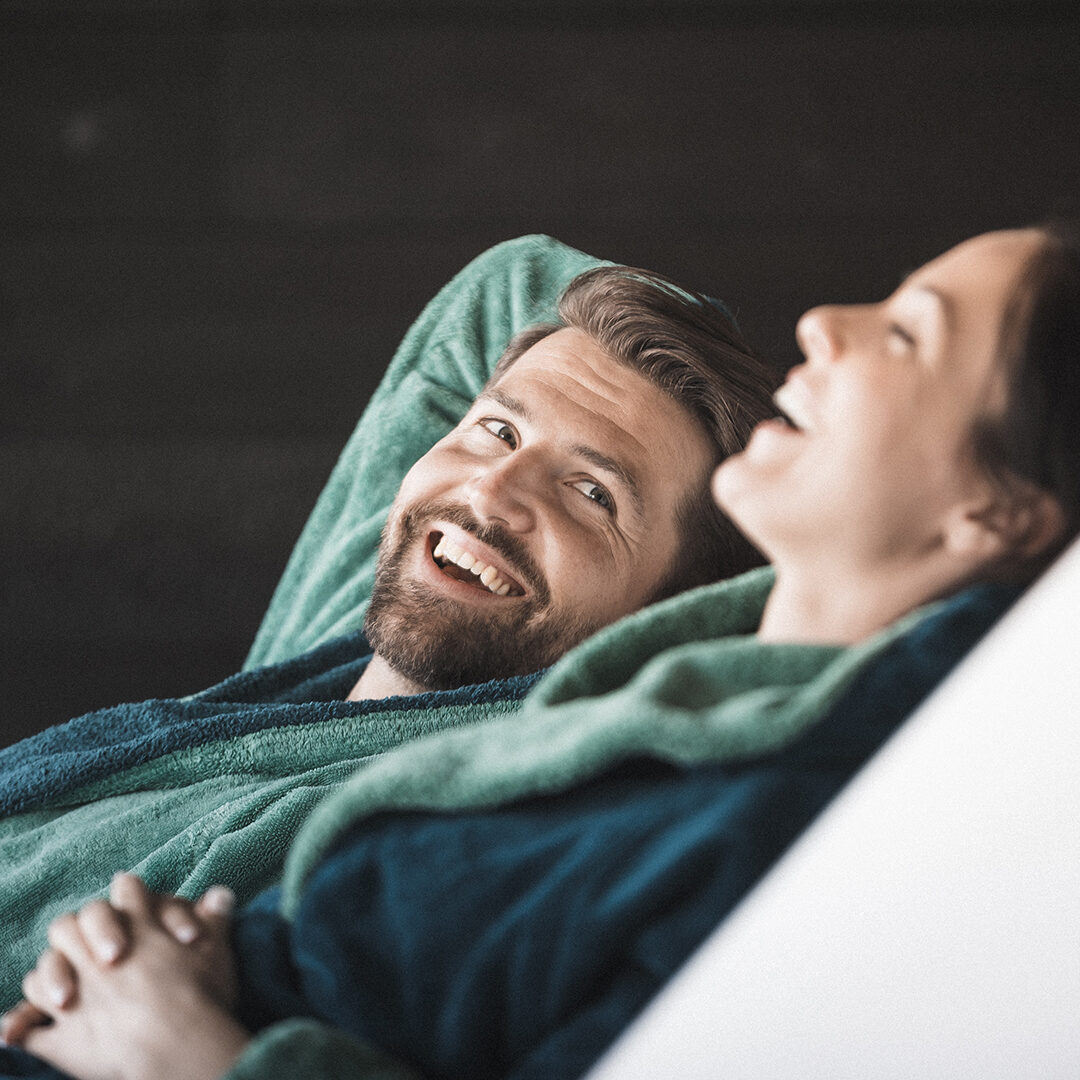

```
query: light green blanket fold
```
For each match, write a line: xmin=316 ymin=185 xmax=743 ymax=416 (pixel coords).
xmin=0 ymin=678 xmax=533 ymax=1011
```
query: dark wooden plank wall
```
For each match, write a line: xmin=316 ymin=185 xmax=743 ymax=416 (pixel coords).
xmin=3 ymin=1 xmax=1079 ymax=744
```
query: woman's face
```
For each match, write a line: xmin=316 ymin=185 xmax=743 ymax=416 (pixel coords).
xmin=712 ymin=229 xmax=1046 ymax=576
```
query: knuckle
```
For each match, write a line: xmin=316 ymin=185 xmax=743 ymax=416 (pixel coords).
xmin=46 ymin=912 xmax=76 ymax=945
xmin=78 ymin=898 xmax=112 ymax=924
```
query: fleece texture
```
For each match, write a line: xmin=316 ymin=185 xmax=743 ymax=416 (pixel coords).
xmin=215 ymin=577 xmax=1018 ymax=1080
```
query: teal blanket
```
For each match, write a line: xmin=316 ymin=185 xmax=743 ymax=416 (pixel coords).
xmin=0 ymin=235 xmax=604 ymax=1008
xmin=217 ymin=571 xmax=1013 ymax=1080
xmin=279 ymin=566 xmax=934 ymax=912
xmin=0 ymin=638 xmax=539 ymax=1009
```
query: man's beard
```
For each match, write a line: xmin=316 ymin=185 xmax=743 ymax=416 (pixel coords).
xmin=364 ymin=500 xmax=599 ymax=691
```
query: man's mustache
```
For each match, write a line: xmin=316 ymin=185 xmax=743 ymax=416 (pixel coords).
xmin=394 ymin=499 xmax=551 ymax=607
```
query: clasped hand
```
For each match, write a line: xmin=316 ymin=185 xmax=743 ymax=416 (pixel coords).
xmin=2 ymin=874 xmax=250 ymax=1080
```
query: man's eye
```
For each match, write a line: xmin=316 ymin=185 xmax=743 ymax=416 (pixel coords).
xmin=478 ymin=418 xmax=517 ymax=447
xmin=571 ymin=479 xmax=615 ymax=514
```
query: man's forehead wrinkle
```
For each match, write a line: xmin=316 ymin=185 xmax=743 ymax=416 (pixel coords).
xmin=524 ymin=366 xmax=654 ymax=489
xmin=537 ymin=365 xmax=649 ymax=436
xmin=496 ymin=362 xmax=651 ymax=453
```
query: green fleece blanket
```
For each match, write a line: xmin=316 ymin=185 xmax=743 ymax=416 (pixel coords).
xmin=278 ymin=566 xmax=944 ymax=911
xmin=0 ymin=235 xmax=604 ymax=1008
xmin=221 ymin=568 xmax=967 ymax=1080
xmin=0 ymin=668 xmax=537 ymax=1008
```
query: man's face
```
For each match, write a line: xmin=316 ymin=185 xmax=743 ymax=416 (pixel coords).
xmin=365 ymin=327 xmax=714 ymax=689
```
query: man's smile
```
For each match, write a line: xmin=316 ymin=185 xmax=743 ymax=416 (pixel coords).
xmin=425 ymin=526 xmax=528 ymax=599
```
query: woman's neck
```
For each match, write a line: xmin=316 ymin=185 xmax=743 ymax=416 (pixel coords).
xmin=757 ymin=561 xmax=959 ymax=646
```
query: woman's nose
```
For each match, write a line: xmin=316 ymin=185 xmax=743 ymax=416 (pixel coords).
xmin=465 ymin=456 xmax=538 ymax=533
xmin=795 ymin=305 xmax=844 ymax=364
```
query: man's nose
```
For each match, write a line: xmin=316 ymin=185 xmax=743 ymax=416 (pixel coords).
xmin=465 ymin=455 xmax=539 ymax=532
xmin=795 ymin=305 xmax=844 ymax=364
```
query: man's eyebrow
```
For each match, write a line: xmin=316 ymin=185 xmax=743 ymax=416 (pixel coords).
xmin=477 ymin=386 xmax=532 ymax=420
xmin=476 ymin=387 xmax=645 ymax=520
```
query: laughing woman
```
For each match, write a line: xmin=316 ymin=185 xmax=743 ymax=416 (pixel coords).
xmin=4 ymin=223 xmax=1079 ymax=1080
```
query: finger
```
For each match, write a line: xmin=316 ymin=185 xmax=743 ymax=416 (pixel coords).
xmin=45 ymin=913 xmax=93 ymax=967
xmin=74 ymin=899 xmax=129 ymax=965
xmin=192 ymin=887 xmax=236 ymax=962
xmin=193 ymin=886 xmax=235 ymax=924
xmin=108 ymin=871 xmax=154 ymax=919
xmin=0 ymin=999 xmax=52 ymax=1047
xmin=159 ymin=886 xmax=235 ymax=946
xmin=157 ymin=897 xmax=203 ymax=945
xmin=29 ymin=950 xmax=79 ymax=1010
xmin=21 ymin=952 xmax=70 ymax=1014
xmin=1 ymin=999 xmax=52 ymax=1047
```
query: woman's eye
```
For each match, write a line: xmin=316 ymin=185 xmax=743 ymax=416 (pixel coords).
xmin=478 ymin=418 xmax=517 ymax=447
xmin=572 ymin=479 xmax=615 ymax=514
xmin=888 ymin=323 xmax=916 ymax=348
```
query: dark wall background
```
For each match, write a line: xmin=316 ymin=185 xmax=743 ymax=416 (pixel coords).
xmin=3 ymin=1 xmax=1079 ymax=745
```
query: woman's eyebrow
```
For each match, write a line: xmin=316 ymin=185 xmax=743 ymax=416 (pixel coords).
xmin=895 ymin=274 xmax=954 ymax=335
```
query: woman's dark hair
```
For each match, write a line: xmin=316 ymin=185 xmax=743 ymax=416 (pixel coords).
xmin=974 ymin=220 xmax=1080 ymax=578
xmin=489 ymin=265 xmax=781 ymax=597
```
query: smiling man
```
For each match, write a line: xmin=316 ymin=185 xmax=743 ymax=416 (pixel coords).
xmin=0 ymin=239 xmax=779 ymax=1011
xmin=351 ymin=265 xmax=779 ymax=699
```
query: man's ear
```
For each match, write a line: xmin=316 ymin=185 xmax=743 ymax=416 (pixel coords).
xmin=944 ymin=482 xmax=1066 ymax=569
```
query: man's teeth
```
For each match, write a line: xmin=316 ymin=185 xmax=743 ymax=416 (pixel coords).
xmin=433 ymin=536 xmax=514 ymax=596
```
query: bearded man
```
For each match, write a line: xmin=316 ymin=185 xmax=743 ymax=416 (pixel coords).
xmin=0 ymin=235 xmax=777 ymax=1000
xmin=354 ymin=262 xmax=775 ymax=697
